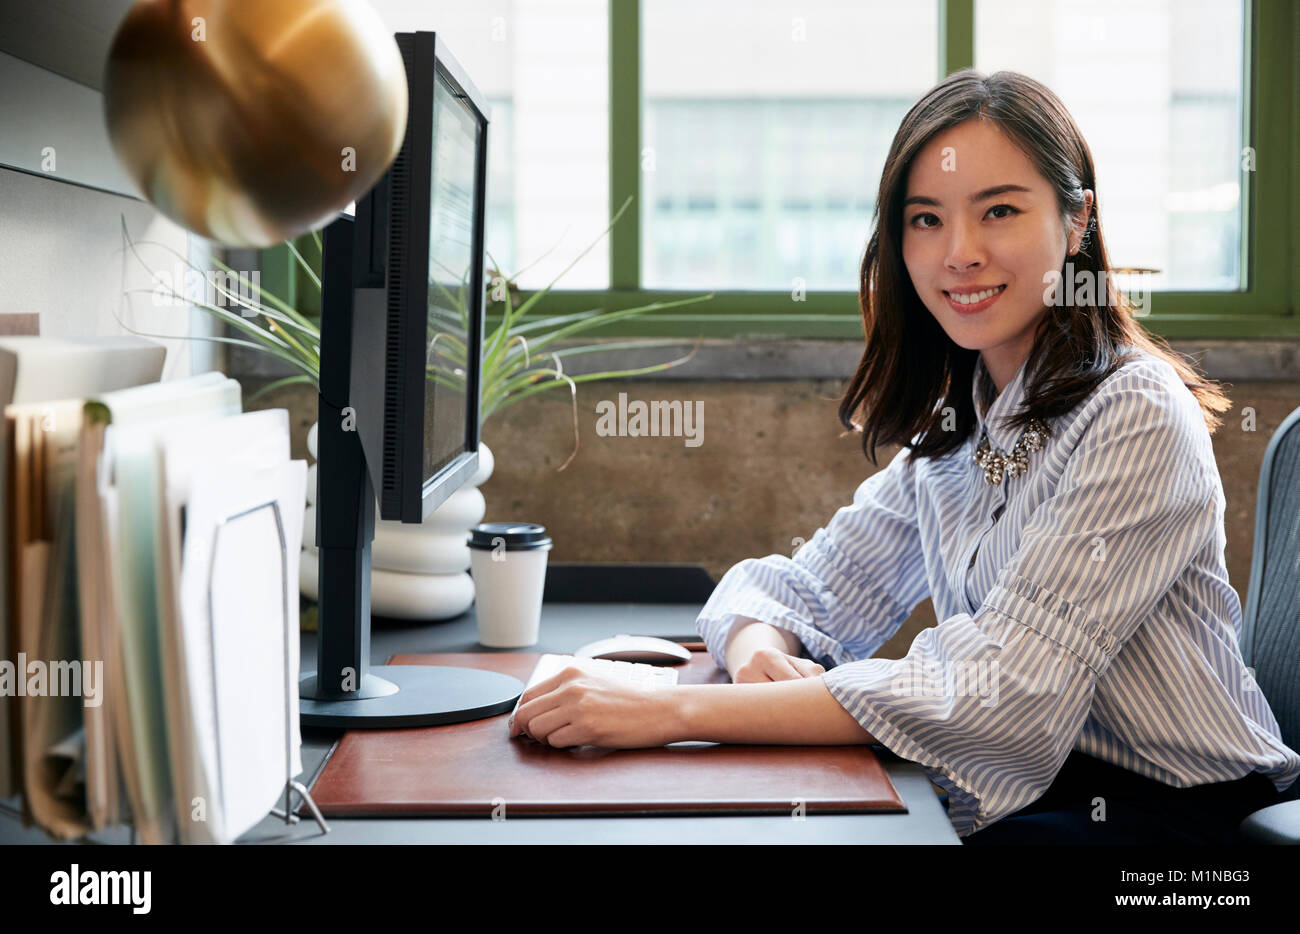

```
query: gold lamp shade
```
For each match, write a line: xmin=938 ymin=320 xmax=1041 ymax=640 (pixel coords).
xmin=104 ymin=0 xmax=408 ymax=247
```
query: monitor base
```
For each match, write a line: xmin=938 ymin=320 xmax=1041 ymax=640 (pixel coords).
xmin=299 ymin=665 xmax=524 ymax=728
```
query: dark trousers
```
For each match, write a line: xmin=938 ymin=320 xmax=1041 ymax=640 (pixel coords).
xmin=957 ymin=751 xmax=1282 ymax=845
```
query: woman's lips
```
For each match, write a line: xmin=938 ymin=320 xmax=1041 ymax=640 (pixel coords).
xmin=944 ymin=284 xmax=1006 ymax=315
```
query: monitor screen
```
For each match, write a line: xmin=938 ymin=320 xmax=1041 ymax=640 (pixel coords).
xmin=342 ymin=30 xmax=487 ymax=524
xmin=423 ymin=68 xmax=480 ymax=484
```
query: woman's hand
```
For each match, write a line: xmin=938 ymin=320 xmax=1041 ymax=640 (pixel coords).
xmin=507 ymin=667 xmax=682 ymax=749
xmin=733 ymin=646 xmax=826 ymax=684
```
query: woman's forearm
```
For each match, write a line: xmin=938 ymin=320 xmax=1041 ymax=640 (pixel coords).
xmin=669 ymin=677 xmax=879 ymax=745
xmin=723 ymin=618 xmax=803 ymax=676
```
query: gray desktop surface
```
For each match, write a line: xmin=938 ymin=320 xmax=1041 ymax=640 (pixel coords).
xmin=0 ymin=601 xmax=960 ymax=845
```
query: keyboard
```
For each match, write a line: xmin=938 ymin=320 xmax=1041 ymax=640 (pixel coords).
xmin=510 ymin=653 xmax=679 ymax=719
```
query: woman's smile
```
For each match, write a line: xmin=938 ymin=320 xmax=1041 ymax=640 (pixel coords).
xmin=944 ymin=283 xmax=1007 ymax=315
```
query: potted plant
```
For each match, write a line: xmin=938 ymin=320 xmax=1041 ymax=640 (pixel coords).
xmin=118 ymin=196 xmax=713 ymax=619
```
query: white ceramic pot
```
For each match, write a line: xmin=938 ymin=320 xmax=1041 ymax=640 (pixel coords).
xmin=299 ymin=421 xmax=492 ymax=621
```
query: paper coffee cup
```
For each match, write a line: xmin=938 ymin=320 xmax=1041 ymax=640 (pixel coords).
xmin=466 ymin=522 xmax=553 ymax=648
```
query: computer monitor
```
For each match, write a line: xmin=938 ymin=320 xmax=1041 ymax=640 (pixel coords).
xmin=299 ymin=32 xmax=523 ymax=728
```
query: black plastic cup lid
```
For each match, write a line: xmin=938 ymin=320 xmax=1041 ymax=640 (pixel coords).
xmin=467 ymin=522 xmax=552 ymax=551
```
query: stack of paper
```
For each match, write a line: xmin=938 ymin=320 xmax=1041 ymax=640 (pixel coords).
xmin=6 ymin=400 xmax=97 ymax=839
xmin=81 ymin=372 xmax=245 ymax=844
xmin=5 ymin=353 xmax=308 ymax=844
xmin=0 ymin=336 xmax=165 ymax=815
xmin=156 ymin=409 xmax=305 ymax=844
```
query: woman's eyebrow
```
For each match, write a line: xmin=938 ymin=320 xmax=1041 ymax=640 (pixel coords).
xmin=903 ymin=183 xmax=1033 ymax=208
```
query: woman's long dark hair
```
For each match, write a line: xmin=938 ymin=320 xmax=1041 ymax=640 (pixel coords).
xmin=840 ymin=69 xmax=1232 ymax=467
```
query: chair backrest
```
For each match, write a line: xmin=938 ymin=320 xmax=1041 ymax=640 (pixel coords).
xmin=1241 ymin=404 xmax=1300 ymax=801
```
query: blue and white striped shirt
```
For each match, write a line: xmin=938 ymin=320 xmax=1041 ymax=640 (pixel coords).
xmin=694 ymin=347 xmax=1300 ymax=837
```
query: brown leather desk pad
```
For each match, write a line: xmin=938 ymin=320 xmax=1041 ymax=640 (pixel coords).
xmin=305 ymin=652 xmax=906 ymax=817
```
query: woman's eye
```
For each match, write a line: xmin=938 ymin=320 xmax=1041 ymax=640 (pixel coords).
xmin=988 ymin=204 xmax=1019 ymax=219
xmin=910 ymin=213 xmax=938 ymax=229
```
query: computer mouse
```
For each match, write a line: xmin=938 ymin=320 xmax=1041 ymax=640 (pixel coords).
xmin=574 ymin=634 xmax=692 ymax=665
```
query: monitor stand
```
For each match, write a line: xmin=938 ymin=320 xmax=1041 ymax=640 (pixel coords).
xmin=298 ymin=396 xmax=523 ymax=729
xmin=299 ymin=664 xmax=523 ymax=729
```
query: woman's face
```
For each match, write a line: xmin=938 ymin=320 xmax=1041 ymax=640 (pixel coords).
xmin=900 ymin=118 xmax=1091 ymax=393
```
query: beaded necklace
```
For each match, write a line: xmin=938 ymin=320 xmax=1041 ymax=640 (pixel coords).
xmin=973 ymin=417 xmax=1051 ymax=486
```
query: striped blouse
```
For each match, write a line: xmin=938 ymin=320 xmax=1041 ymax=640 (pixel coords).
xmin=694 ymin=347 xmax=1300 ymax=838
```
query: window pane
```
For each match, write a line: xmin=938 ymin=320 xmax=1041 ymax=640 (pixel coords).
xmin=641 ymin=0 xmax=940 ymax=290
xmin=370 ymin=1 xmax=609 ymax=289
xmin=975 ymin=0 xmax=1245 ymax=290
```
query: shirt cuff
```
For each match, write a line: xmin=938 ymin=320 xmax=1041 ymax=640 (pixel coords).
xmin=695 ymin=603 xmax=849 ymax=673
xmin=821 ymin=659 xmax=987 ymax=837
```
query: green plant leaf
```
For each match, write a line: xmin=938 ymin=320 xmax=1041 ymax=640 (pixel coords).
xmin=246 ymin=373 xmax=317 ymax=404
xmin=490 ymin=307 xmax=610 ymax=337
xmin=118 ymin=220 xmax=310 ymax=329
xmin=120 ymin=286 xmax=302 ymax=357
xmin=119 ymin=216 xmax=324 ymax=380
xmin=494 ymin=294 xmax=713 ymax=372
xmin=507 ymin=194 xmax=634 ymax=325
xmin=483 ymin=341 xmax=700 ymax=418
xmin=485 ymin=337 xmax=693 ymax=402
xmin=209 ymin=254 xmax=318 ymax=332
xmin=481 ymin=264 xmax=518 ymax=379
xmin=482 ymin=366 xmax=624 ymax=419
xmin=122 ymin=233 xmax=320 ymax=343
xmin=107 ymin=307 xmax=319 ymax=382
xmin=423 ymin=369 xmax=465 ymax=394
xmin=285 ymin=238 xmax=321 ymax=290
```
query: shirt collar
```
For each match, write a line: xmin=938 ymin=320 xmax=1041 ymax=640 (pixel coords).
xmin=971 ymin=352 xmax=1034 ymax=453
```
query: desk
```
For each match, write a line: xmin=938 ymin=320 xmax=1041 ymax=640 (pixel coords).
xmin=0 ymin=599 xmax=960 ymax=845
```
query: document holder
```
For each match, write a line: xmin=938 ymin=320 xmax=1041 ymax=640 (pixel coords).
xmin=204 ymin=498 xmax=328 ymax=839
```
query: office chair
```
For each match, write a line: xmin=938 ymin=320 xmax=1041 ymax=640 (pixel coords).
xmin=1238 ymin=403 xmax=1300 ymax=844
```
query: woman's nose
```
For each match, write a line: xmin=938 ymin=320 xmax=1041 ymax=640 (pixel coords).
xmin=944 ymin=220 xmax=986 ymax=271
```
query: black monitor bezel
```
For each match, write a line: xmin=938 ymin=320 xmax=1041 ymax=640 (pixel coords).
xmin=383 ymin=31 xmax=488 ymax=523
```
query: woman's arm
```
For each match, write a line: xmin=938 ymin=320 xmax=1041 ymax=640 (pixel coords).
xmin=723 ymin=617 xmax=803 ymax=674
xmin=695 ymin=445 xmax=929 ymax=674
xmin=672 ymin=678 xmax=879 ymax=745
xmin=510 ymin=667 xmax=878 ymax=748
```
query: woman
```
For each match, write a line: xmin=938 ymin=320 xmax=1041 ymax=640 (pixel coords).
xmin=508 ymin=69 xmax=1299 ymax=844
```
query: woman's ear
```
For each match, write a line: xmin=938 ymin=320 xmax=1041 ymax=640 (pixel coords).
xmin=1068 ymin=190 xmax=1096 ymax=255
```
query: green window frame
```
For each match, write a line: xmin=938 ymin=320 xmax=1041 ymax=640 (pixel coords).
xmin=267 ymin=0 xmax=1298 ymax=341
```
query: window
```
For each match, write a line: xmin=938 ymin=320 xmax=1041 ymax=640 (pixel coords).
xmin=641 ymin=0 xmax=938 ymax=290
xmin=975 ymin=0 xmax=1245 ymax=291
xmin=281 ymin=1 xmax=1293 ymax=340
xmin=371 ymin=0 xmax=609 ymax=289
